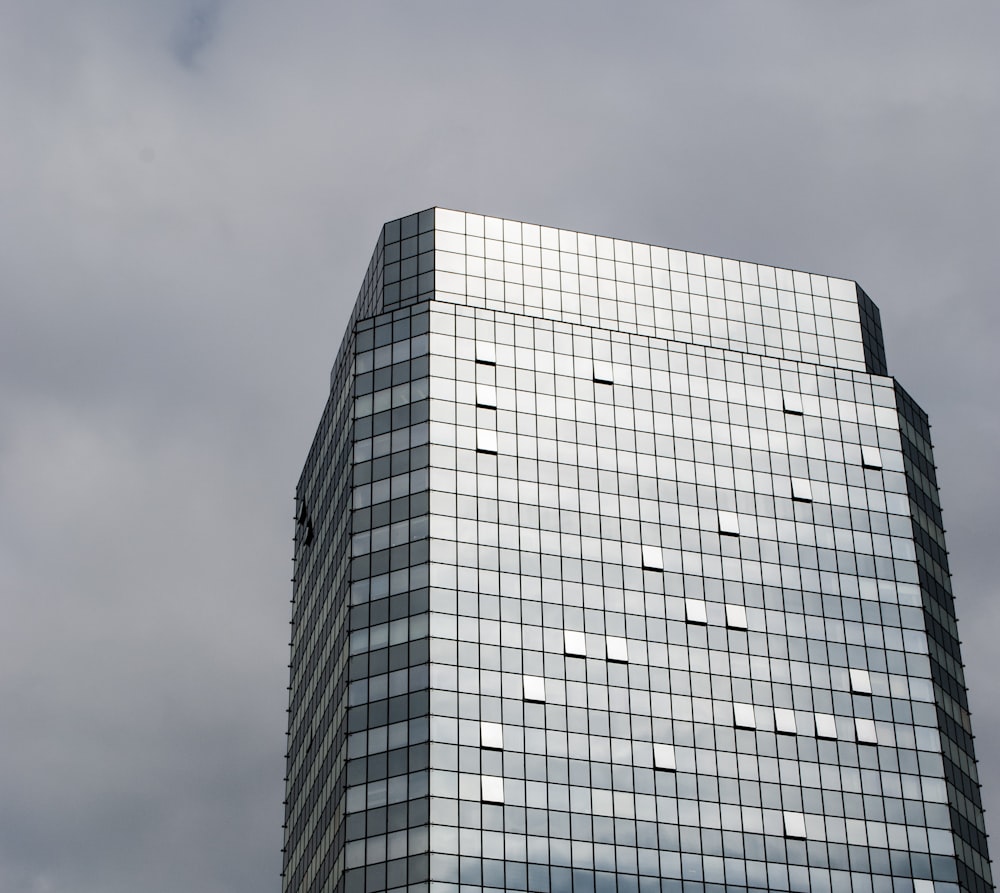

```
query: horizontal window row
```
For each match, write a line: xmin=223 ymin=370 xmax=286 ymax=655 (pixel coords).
xmin=353 ymin=422 xmax=430 ymax=463
xmin=348 ymin=564 xmax=429 ymax=605
xmin=433 ymin=276 xmax=867 ymax=360
xmin=503 ymin=675 xmax=888 ymax=746
xmin=429 ymin=518 xmax=917 ymax=570
xmin=353 ymin=445 xmax=429 ymax=488
xmin=345 ymin=601 xmax=926 ymax=687
xmin=426 ymin=680 xmax=940 ymax=748
xmin=428 ymin=476 xmax=906 ymax=536
xmin=431 ymin=306 xmax=893 ymax=411
xmin=425 ymin=618 xmax=931 ymax=688
xmin=428 ymin=616 xmax=879 ymax=685
xmin=427 ymin=541 xmax=919 ymax=598
xmin=354 ymin=352 xmax=430 ymax=391
xmin=340 ymin=859 xmax=947 ymax=893
xmin=428 ymin=333 xmax=890 ymax=402
xmin=484 ymin=599 xmax=914 ymax=653
xmin=431 ymin=263 xmax=860 ymax=322
xmin=435 ymin=312 xmax=893 ymax=401
xmin=350 ymin=758 xmax=947 ymax=832
xmin=419 ymin=764 xmax=949 ymax=836
xmin=355 ymin=379 xmax=430 ymax=418
xmin=425 ymin=500 xmax=911 ymax=558
xmin=434 ymin=211 xmax=851 ymax=296
xmin=460 ymin=437 xmax=892 ymax=494
xmin=377 ymin=773 xmax=957 ymax=857
xmin=429 ymin=378 xmax=898 ymax=446
xmin=425 ymin=563 xmax=920 ymax=622
xmin=435 ymin=673 xmax=929 ymax=725
xmin=436 ymin=292 xmax=868 ymax=370
xmin=353 ymin=308 xmax=430 ymax=357
xmin=346 ymin=824 xmax=944 ymax=893
xmin=352 ymin=516 xmax=429 ymax=557
xmin=562 ymin=631 xmax=629 ymax=663
xmin=433 ymin=257 xmax=854 ymax=315
xmin=351 ymin=471 xmax=428 ymax=510
xmin=431 ymin=376 xmax=893 ymax=436
xmin=439 ymin=441 xmax=892 ymax=490
xmin=477 ymin=717 xmax=676 ymax=772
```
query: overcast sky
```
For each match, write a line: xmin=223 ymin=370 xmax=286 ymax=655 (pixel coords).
xmin=1 ymin=3 xmax=998 ymax=892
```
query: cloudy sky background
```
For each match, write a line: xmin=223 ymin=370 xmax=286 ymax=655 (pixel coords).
xmin=1 ymin=3 xmax=998 ymax=891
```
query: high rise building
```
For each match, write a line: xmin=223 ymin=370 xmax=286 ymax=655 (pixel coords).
xmin=282 ymin=208 xmax=993 ymax=893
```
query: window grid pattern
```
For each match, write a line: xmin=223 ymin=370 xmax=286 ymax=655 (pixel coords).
xmin=282 ymin=211 xmax=993 ymax=893
xmin=431 ymin=208 xmax=871 ymax=375
xmin=392 ymin=301 xmax=977 ymax=893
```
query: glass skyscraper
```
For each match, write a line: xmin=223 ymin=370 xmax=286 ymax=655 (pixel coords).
xmin=282 ymin=208 xmax=993 ymax=893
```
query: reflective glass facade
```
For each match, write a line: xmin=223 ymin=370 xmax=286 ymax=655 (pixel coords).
xmin=282 ymin=209 xmax=993 ymax=893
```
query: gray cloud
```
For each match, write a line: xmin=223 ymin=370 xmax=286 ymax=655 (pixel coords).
xmin=172 ymin=1 xmax=222 ymax=69
xmin=1 ymin=2 xmax=997 ymax=891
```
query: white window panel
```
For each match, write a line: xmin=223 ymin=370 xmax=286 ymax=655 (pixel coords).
xmin=725 ymin=604 xmax=748 ymax=630
xmin=593 ymin=360 xmax=614 ymax=384
xmin=733 ymin=702 xmax=756 ymax=729
xmin=481 ymin=775 xmax=505 ymax=804
xmin=791 ymin=477 xmax=813 ymax=502
xmin=913 ymin=881 xmax=935 ymax=893
xmin=685 ymin=599 xmax=708 ymax=625
xmin=477 ymin=429 xmax=498 ymax=454
xmin=774 ymin=708 xmax=798 ymax=735
xmin=641 ymin=545 xmax=664 ymax=571
xmin=783 ymin=811 xmax=807 ymax=839
xmin=522 ymin=675 xmax=546 ymax=702
xmin=855 ymin=718 xmax=878 ymax=744
xmin=850 ymin=668 xmax=872 ymax=695
xmin=480 ymin=721 xmax=504 ymax=750
xmin=718 ymin=511 xmax=740 ymax=536
xmin=476 ymin=341 xmax=496 ymax=364
xmin=476 ymin=384 xmax=497 ymax=408
xmin=815 ymin=713 xmax=838 ymax=739
xmin=861 ymin=445 xmax=883 ymax=469
xmin=564 ymin=630 xmax=587 ymax=657
xmin=783 ymin=393 xmax=804 ymax=415
xmin=653 ymin=743 xmax=676 ymax=771
xmin=606 ymin=636 xmax=629 ymax=663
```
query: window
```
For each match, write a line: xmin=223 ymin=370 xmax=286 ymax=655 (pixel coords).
xmin=815 ymin=713 xmax=838 ymax=739
xmin=564 ymin=630 xmax=587 ymax=657
xmin=783 ymin=811 xmax=807 ymax=839
xmin=774 ymin=708 xmax=797 ymax=735
xmin=477 ymin=429 xmax=498 ymax=454
xmin=850 ymin=668 xmax=872 ymax=695
xmin=481 ymin=775 xmax=505 ymax=804
xmin=861 ymin=445 xmax=883 ymax=469
xmin=476 ymin=341 xmax=496 ymax=364
xmin=855 ymin=718 xmax=878 ymax=744
xmin=791 ymin=477 xmax=812 ymax=502
xmin=480 ymin=721 xmax=504 ymax=750
xmin=653 ymin=743 xmax=676 ymax=771
xmin=733 ymin=703 xmax=756 ymax=729
xmin=523 ymin=675 xmax=546 ymax=702
xmin=476 ymin=384 xmax=497 ymax=408
xmin=641 ymin=545 xmax=663 ymax=571
xmin=725 ymin=604 xmax=748 ymax=630
xmin=718 ymin=511 xmax=740 ymax=536
xmin=782 ymin=393 xmax=803 ymax=415
xmin=593 ymin=360 xmax=614 ymax=384
xmin=686 ymin=599 xmax=708 ymax=625
xmin=606 ymin=636 xmax=629 ymax=663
